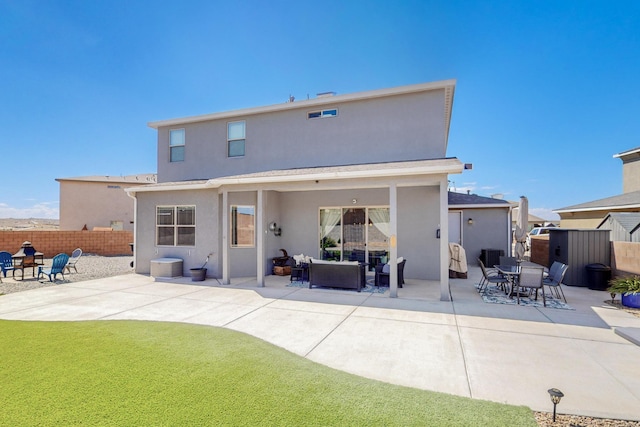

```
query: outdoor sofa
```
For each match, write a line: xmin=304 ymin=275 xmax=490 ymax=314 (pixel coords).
xmin=308 ymin=259 xmax=366 ymax=292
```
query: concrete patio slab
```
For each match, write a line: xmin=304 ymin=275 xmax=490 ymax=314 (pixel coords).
xmin=616 ymin=327 xmax=640 ymax=346
xmin=226 ymin=304 xmax=353 ymax=356
xmin=308 ymin=315 xmax=471 ymax=397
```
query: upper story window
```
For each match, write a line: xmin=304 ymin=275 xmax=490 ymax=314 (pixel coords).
xmin=228 ymin=121 xmax=245 ymax=157
xmin=308 ymin=109 xmax=338 ymax=119
xmin=169 ymin=129 xmax=185 ymax=162
xmin=156 ymin=205 xmax=196 ymax=246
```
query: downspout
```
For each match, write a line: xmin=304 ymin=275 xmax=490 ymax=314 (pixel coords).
xmin=126 ymin=190 xmax=137 ymax=272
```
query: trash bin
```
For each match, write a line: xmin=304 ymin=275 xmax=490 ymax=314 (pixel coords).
xmin=585 ymin=263 xmax=611 ymax=290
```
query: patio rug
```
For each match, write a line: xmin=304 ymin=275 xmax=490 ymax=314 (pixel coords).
xmin=287 ymin=280 xmax=388 ymax=294
xmin=475 ymin=284 xmax=574 ymax=310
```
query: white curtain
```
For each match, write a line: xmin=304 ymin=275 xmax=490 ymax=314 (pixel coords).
xmin=369 ymin=208 xmax=391 ymax=237
xmin=320 ymin=209 xmax=341 ymax=240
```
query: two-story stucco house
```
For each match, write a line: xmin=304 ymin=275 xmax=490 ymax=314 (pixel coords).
xmin=126 ymin=80 xmax=465 ymax=300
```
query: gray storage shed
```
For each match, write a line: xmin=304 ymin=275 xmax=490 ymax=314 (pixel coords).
xmin=548 ymin=229 xmax=611 ymax=287
xmin=597 ymin=212 xmax=640 ymax=242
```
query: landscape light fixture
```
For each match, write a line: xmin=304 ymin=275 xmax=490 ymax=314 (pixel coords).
xmin=547 ymin=388 xmax=564 ymax=422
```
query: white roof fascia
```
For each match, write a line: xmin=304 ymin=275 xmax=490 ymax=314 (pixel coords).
xmin=148 ymin=79 xmax=456 ymax=129
xmin=125 ymin=181 xmax=209 ymax=195
xmin=554 ymin=203 xmax=640 ymax=214
xmin=613 ymin=147 xmax=640 ymax=158
xmin=206 ymin=159 xmax=464 ymax=188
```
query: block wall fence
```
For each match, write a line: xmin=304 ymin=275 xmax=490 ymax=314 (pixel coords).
xmin=0 ymin=231 xmax=133 ymax=257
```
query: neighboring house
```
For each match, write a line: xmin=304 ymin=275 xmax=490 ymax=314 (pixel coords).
xmin=448 ymin=191 xmax=512 ymax=262
xmin=126 ymin=80 xmax=466 ymax=299
xmin=57 ymin=174 xmax=157 ymax=231
xmin=510 ymin=206 xmax=550 ymax=230
xmin=597 ymin=212 xmax=640 ymax=242
xmin=555 ymin=147 xmax=640 ymax=228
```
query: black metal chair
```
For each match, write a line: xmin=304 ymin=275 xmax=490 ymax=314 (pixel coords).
xmin=477 ymin=258 xmax=509 ymax=294
xmin=375 ymin=259 xmax=406 ymax=288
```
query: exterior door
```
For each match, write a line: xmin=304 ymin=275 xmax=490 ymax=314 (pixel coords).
xmin=449 ymin=211 xmax=462 ymax=245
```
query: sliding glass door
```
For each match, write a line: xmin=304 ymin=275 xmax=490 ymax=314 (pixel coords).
xmin=319 ymin=207 xmax=390 ymax=270
xmin=343 ymin=208 xmax=366 ymax=263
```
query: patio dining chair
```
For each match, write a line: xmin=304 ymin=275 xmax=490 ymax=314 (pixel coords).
xmin=543 ymin=263 xmax=568 ymax=303
xmin=515 ymin=266 xmax=546 ymax=307
xmin=65 ymin=248 xmax=83 ymax=274
xmin=499 ymin=256 xmax=518 ymax=267
xmin=38 ymin=253 xmax=70 ymax=282
xmin=477 ymin=258 xmax=509 ymax=294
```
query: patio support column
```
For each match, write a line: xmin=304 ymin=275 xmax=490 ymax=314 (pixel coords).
xmin=256 ymin=189 xmax=265 ymax=287
xmin=222 ymin=189 xmax=230 ymax=285
xmin=389 ymin=183 xmax=398 ymax=298
xmin=439 ymin=178 xmax=450 ymax=301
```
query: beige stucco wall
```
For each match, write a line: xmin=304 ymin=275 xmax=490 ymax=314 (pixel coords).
xmin=622 ymin=158 xmax=640 ymax=193
xmin=59 ymin=180 xmax=136 ymax=231
xmin=559 ymin=210 xmax=609 ymax=229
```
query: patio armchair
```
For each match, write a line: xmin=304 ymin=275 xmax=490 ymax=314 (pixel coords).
xmin=65 ymin=248 xmax=83 ymax=273
xmin=375 ymin=258 xmax=406 ymax=288
xmin=477 ymin=258 xmax=509 ymax=294
xmin=0 ymin=251 xmax=14 ymax=278
xmin=543 ymin=263 xmax=568 ymax=303
xmin=515 ymin=266 xmax=546 ymax=307
xmin=38 ymin=253 xmax=70 ymax=282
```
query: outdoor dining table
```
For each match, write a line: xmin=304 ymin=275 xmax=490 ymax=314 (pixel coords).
xmin=494 ymin=264 xmax=521 ymax=297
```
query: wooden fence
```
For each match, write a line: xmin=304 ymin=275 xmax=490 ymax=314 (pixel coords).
xmin=0 ymin=231 xmax=133 ymax=257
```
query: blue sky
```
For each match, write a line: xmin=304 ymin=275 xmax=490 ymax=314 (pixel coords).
xmin=1 ymin=0 xmax=639 ymax=220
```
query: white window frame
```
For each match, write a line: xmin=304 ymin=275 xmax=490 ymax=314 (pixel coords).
xmin=156 ymin=205 xmax=196 ymax=247
xmin=169 ymin=128 xmax=185 ymax=162
xmin=308 ymin=108 xmax=338 ymax=119
xmin=227 ymin=121 xmax=246 ymax=158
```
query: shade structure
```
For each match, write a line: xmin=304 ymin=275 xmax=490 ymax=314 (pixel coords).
xmin=514 ymin=196 xmax=528 ymax=260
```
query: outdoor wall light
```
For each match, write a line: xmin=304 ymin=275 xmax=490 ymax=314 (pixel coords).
xmin=547 ymin=388 xmax=564 ymax=422
xmin=468 ymin=218 xmax=474 ymax=225
xmin=352 ymin=198 xmax=357 ymax=204
xmin=269 ymin=222 xmax=282 ymax=237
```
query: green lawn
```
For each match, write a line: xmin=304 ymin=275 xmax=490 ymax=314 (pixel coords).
xmin=0 ymin=320 xmax=537 ymax=426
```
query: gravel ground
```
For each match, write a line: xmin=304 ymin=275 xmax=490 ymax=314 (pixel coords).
xmin=1 ymin=255 xmax=639 ymax=426
xmin=535 ymin=412 xmax=640 ymax=426
xmin=0 ymin=254 xmax=134 ymax=294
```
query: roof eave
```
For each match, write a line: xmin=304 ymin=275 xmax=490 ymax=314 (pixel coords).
xmin=148 ymin=79 xmax=457 ymax=129
xmin=554 ymin=203 xmax=640 ymax=214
